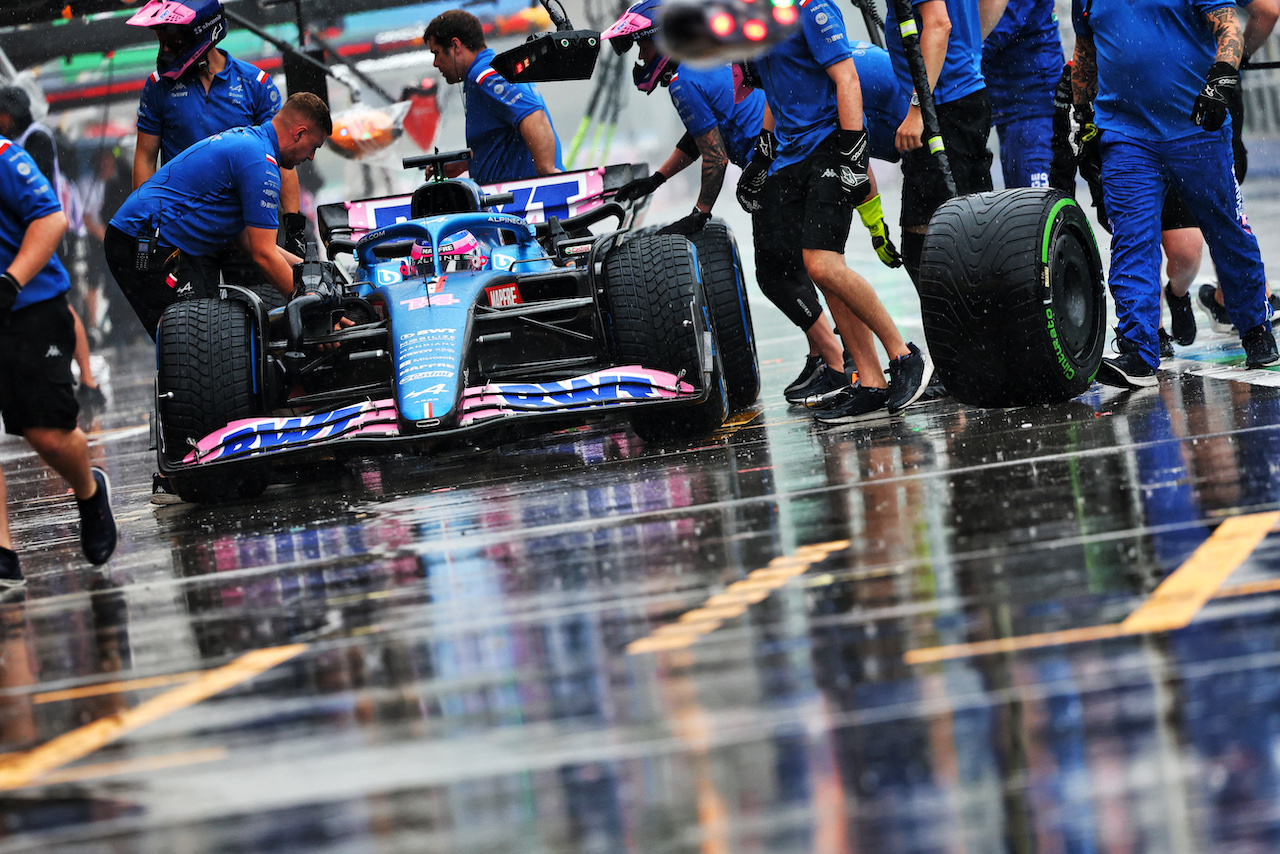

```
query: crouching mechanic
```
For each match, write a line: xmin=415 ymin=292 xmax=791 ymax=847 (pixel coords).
xmin=424 ymin=9 xmax=563 ymax=184
xmin=1073 ymin=0 xmax=1277 ymax=386
xmin=0 ymin=135 xmax=117 ymax=591
xmin=105 ymin=92 xmax=331 ymax=338
xmin=740 ymin=0 xmax=933 ymax=421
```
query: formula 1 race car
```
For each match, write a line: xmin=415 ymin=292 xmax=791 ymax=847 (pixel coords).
xmin=152 ymin=150 xmax=760 ymax=502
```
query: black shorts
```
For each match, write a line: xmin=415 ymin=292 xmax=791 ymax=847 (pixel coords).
xmin=0 ymin=293 xmax=79 ymax=436
xmin=105 ymin=225 xmax=214 ymax=341
xmin=768 ymin=152 xmax=857 ymax=256
xmin=751 ymin=178 xmax=824 ymax=330
xmin=901 ymin=88 xmax=995 ymax=229
xmin=1161 ymin=186 xmax=1199 ymax=231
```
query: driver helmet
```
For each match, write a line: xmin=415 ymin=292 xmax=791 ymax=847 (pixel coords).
xmin=127 ymin=0 xmax=227 ymax=80
xmin=602 ymin=0 xmax=678 ymax=94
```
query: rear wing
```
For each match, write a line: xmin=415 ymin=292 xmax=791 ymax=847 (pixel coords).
xmin=318 ymin=163 xmax=651 ymax=249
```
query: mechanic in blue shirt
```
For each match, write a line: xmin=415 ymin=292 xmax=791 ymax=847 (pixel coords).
xmin=983 ymin=0 xmax=1063 ymax=189
xmin=738 ymin=0 xmax=934 ymax=421
xmin=1073 ymin=0 xmax=1277 ymax=386
xmin=424 ymin=9 xmax=563 ymax=185
xmin=0 ymin=136 xmax=117 ymax=589
xmin=105 ymin=93 xmax=331 ymax=338
xmin=885 ymin=0 xmax=1006 ymax=285
xmin=127 ymin=0 xmax=303 ymax=310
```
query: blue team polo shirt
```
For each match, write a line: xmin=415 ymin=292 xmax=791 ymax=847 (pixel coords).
xmin=886 ymin=0 xmax=986 ymax=105
xmin=755 ymin=0 xmax=854 ymax=172
xmin=0 ymin=137 xmax=68 ymax=310
xmin=111 ymin=124 xmax=282 ymax=256
xmin=983 ymin=0 xmax=1064 ymax=125
xmin=136 ymin=52 xmax=282 ymax=165
xmin=1073 ymin=0 xmax=1229 ymax=141
xmin=851 ymin=40 xmax=910 ymax=162
xmin=464 ymin=48 xmax=563 ymax=185
xmin=668 ymin=64 xmax=765 ymax=168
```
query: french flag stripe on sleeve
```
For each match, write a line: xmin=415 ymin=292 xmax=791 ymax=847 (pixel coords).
xmin=0 ymin=141 xmax=10 ymax=155
xmin=266 ymin=154 xmax=278 ymax=166
xmin=257 ymin=70 xmax=270 ymax=85
xmin=150 ymin=71 xmax=161 ymax=83
xmin=476 ymin=68 xmax=498 ymax=85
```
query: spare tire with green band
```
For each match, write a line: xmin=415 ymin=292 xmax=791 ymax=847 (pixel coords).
xmin=918 ymin=187 xmax=1106 ymax=408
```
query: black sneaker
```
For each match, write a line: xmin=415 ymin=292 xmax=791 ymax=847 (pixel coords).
xmin=0 ymin=547 xmax=24 ymax=596
xmin=1269 ymin=294 xmax=1280 ymax=321
xmin=1198 ymin=283 xmax=1234 ymax=334
xmin=1165 ymin=284 xmax=1196 ymax=346
xmin=78 ymin=467 xmax=116 ymax=566
xmin=1242 ymin=323 xmax=1280 ymax=368
xmin=1158 ymin=327 xmax=1174 ymax=359
xmin=1097 ymin=347 xmax=1158 ymax=388
xmin=886 ymin=342 xmax=934 ymax=414
xmin=801 ymin=366 xmax=853 ymax=409
xmin=783 ymin=355 xmax=825 ymax=403
xmin=918 ymin=371 xmax=948 ymax=402
xmin=814 ymin=385 xmax=888 ymax=423
xmin=151 ymin=472 xmax=182 ymax=506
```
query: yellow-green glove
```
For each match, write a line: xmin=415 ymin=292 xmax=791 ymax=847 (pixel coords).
xmin=856 ymin=194 xmax=902 ymax=268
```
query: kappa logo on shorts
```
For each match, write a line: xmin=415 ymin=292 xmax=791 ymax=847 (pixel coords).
xmin=821 ymin=169 xmax=837 ymax=179
xmin=45 ymin=344 xmax=62 ymax=358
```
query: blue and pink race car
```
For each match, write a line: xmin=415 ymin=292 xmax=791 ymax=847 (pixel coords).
xmin=151 ymin=150 xmax=760 ymax=502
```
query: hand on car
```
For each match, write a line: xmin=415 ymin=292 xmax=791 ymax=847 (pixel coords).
xmin=659 ymin=209 xmax=711 ymax=236
xmin=614 ymin=172 xmax=667 ymax=202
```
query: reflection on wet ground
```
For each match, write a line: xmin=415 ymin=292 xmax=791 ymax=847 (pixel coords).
xmin=5 ymin=211 xmax=1280 ymax=853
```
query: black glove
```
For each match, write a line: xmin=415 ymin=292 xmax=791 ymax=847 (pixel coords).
xmin=659 ymin=208 xmax=711 ymax=236
xmin=614 ymin=172 xmax=666 ymax=203
xmin=736 ymin=128 xmax=776 ymax=213
xmin=282 ymin=212 xmax=308 ymax=258
xmin=0 ymin=272 xmax=19 ymax=320
xmin=1074 ymin=108 xmax=1110 ymax=233
xmin=818 ymin=128 xmax=870 ymax=202
xmin=1192 ymin=62 xmax=1238 ymax=132
xmin=1049 ymin=63 xmax=1077 ymax=194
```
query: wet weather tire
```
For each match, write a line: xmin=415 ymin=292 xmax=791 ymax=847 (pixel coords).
xmin=919 ymin=188 xmax=1105 ymax=407
xmin=601 ymin=233 xmax=727 ymax=441
xmin=689 ymin=219 xmax=761 ymax=409
xmin=156 ymin=298 xmax=268 ymax=502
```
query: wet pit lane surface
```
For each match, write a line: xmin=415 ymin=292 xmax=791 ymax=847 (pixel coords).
xmin=5 ymin=193 xmax=1280 ymax=853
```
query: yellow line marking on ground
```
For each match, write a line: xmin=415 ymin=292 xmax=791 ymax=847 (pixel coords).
xmin=1217 ymin=578 xmax=1280 ymax=598
xmin=627 ymin=541 xmax=848 ymax=655
xmin=31 ymin=747 xmax=227 ymax=786
xmin=905 ymin=512 xmax=1280 ymax=665
xmin=0 ymin=644 xmax=305 ymax=791
xmin=34 ymin=672 xmax=202 ymax=704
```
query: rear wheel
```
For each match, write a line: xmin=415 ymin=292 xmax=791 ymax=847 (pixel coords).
xmin=689 ymin=219 xmax=760 ymax=409
xmin=601 ymin=233 xmax=727 ymax=441
xmin=918 ymin=188 xmax=1105 ymax=407
xmin=157 ymin=298 xmax=268 ymax=502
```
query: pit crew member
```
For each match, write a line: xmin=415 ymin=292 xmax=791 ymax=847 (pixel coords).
xmin=424 ymin=9 xmax=563 ymax=184
xmin=744 ymin=0 xmax=934 ymax=421
xmin=0 ymin=133 xmax=117 ymax=591
xmin=1073 ymin=0 xmax=1278 ymax=386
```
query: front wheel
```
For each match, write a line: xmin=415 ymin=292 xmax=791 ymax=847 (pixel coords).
xmin=156 ymin=298 xmax=268 ymax=502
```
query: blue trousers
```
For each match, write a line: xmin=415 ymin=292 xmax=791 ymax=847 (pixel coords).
xmin=995 ymin=115 xmax=1052 ymax=189
xmin=1101 ymin=127 xmax=1269 ymax=367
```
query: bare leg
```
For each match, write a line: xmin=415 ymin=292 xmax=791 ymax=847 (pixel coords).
xmin=804 ymin=311 xmax=845 ymax=368
xmin=23 ymin=427 xmax=96 ymax=499
xmin=68 ymin=306 xmax=97 ymax=389
xmin=803 ymin=248 xmax=910 ymax=363
xmin=824 ymin=295 xmax=887 ymax=389
xmin=1162 ymin=227 xmax=1203 ymax=298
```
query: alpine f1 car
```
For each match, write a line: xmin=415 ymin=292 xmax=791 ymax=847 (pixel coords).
xmin=152 ymin=150 xmax=760 ymax=502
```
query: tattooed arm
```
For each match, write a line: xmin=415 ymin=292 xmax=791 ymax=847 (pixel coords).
xmin=1206 ymin=6 xmax=1244 ymax=67
xmin=1071 ymin=30 xmax=1098 ymax=109
xmin=693 ymin=126 xmax=730 ymax=214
